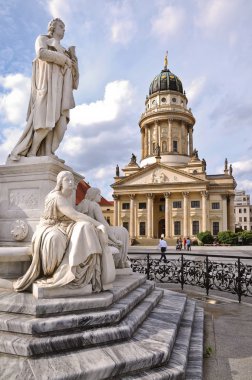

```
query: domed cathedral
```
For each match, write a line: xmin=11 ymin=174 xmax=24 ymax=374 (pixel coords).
xmin=111 ymin=54 xmax=236 ymax=243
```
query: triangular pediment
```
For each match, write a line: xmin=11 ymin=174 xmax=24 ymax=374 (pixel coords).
xmin=113 ymin=163 xmax=207 ymax=187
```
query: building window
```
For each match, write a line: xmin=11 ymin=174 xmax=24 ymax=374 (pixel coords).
xmin=239 ymin=217 xmax=242 ymax=222
xmin=106 ymin=217 xmax=110 ymax=225
xmin=173 ymin=201 xmax=182 ymax=208
xmin=191 ymin=201 xmax=200 ymax=208
xmin=250 ymin=217 xmax=252 ymax=222
xmin=123 ymin=222 xmax=129 ymax=231
xmin=159 ymin=204 xmax=165 ymax=212
xmin=122 ymin=203 xmax=130 ymax=210
xmin=139 ymin=202 xmax=146 ymax=209
xmin=244 ymin=217 xmax=247 ymax=222
xmin=139 ymin=222 xmax=146 ymax=236
xmin=192 ymin=221 xmax=199 ymax=235
xmin=244 ymin=226 xmax=247 ymax=230
xmin=244 ymin=208 xmax=247 ymax=213
xmin=162 ymin=140 xmax=167 ymax=152
xmin=174 ymin=221 xmax=181 ymax=235
xmin=213 ymin=222 xmax=219 ymax=235
xmin=173 ymin=140 xmax=178 ymax=152
xmin=239 ymin=209 xmax=242 ymax=213
xmin=212 ymin=202 xmax=220 ymax=209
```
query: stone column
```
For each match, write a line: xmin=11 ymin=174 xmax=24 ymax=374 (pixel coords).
xmin=141 ymin=129 xmax=144 ymax=160
xmin=148 ymin=127 xmax=151 ymax=156
xmin=147 ymin=193 xmax=154 ymax=238
xmin=164 ymin=192 xmax=171 ymax=238
xmin=144 ymin=126 xmax=148 ymax=158
xmin=228 ymin=194 xmax=235 ymax=232
xmin=183 ymin=192 xmax=189 ymax=236
xmin=157 ymin=123 xmax=161 ymax=147
xmin=129 ymin=194 xmax=135 ymax=238
xmin=201 ymin=191 xmax=209 ymax=232
xmin=222 ymin=195 xmax=228 ymax=231
xmin=168 ymin=119 xmax=172 ymax=152
xmin=189 ymin=127 xmax=193 ymax=155
xmin=112 ymin=194 xmax=119 ymax=226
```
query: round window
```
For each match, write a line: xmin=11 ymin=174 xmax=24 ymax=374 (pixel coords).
xmin=161 ymin=97 xmax=166 ymax=103
xmin=172 ymin=97 xmax=177 ymax=103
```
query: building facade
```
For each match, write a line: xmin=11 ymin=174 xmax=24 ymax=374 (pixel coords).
xmin=111 ymin=56 xmax=236 ymax=241
xmin=234 ymin=190 xmax=252 ymax=231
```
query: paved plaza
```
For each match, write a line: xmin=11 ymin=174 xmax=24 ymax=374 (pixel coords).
xmin=128 ymin=245 xmax=252 ymax=379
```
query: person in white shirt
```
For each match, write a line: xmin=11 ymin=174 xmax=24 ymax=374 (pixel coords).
xmin=158 ymin=237 xmax=168 ymax=262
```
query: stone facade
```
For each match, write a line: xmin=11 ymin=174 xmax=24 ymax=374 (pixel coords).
xmin=234 ymin=190 xmax=252 ymax=231
xmin=111 ymin=60 xmax=236 ymax=241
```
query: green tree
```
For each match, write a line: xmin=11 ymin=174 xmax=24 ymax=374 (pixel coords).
xmin=217 ymin=231 xmax=237 ymax=245
xmin=238 ymin=231 xmax=252 ymax=245
xmin=197 ymin=231 xmax=214 ymax=245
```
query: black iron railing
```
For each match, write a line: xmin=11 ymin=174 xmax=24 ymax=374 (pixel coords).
xmin=128 ymin=252 xmax=252 ymax=303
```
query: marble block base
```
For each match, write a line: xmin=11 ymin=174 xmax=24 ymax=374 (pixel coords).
xmin=0 ymin=246 xmax=31 ymax=278
xmin=33 ymin=283 xmax=93 ymax=299
xmin=116 ymin=267 xmax=133 ymax=275
xmin=0 ymin=156 xmax=83 ymax=245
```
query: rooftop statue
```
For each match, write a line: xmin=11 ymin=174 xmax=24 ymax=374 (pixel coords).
xmin=9 ymin=18 xmax=79 ymax=161
xmin=14 ymin=171 xmax=115 ymax=292
xmin=77 ymin=187 xmax=131 ymax=269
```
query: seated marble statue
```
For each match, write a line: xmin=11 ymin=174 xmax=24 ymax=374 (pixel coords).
xmin=14 ymin=171 xmax=115 ymax=292
xmin=77 ymin=187 xmax=130 ymax=269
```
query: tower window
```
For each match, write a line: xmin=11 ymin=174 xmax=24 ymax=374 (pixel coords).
xmin=173 ymin=141 xmax=178 ymax=152
xmin=162 ymin=140 xmax=167 ymax=152
xmin=161 ymin=97 xmax=166 ymax=103
xmin=172 ymin=97 xmax=177 ymax=102
xmin=152 ymin=142 xmax=156 ymax=154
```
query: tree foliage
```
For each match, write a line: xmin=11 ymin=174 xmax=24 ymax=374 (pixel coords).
xmin=217 ymin=231 xmax=237 ymax=245
xmin=197 ymin=231 xmax=214 ymax=245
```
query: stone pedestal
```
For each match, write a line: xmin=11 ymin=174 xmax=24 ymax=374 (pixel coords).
xmin=0 ymin=156 xmax=83 ymax=246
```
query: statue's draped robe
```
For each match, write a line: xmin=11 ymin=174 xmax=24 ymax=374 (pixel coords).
xmin=10 ymin=35 xmax=78 ymax=158
xmin=77 ymin=199 xmax=129 ymax=268
xmin=14 ymin=191 xmax=115 ymax=292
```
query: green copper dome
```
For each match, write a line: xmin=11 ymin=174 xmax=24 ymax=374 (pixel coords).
xmin=149 ymin=68 xmax=183 ymax=95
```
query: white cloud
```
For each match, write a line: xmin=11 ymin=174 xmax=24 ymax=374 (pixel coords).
xmin=232 ymin=159 xmax=252 ymax=175
xmin=0 ymin=74 xmax=30 ymax=125
xmin=0 ymin=126 xmax=23 ymax=164
xmin=60 ymin=136 xmax=85 ymax=157
xmin=47 ymin=0 xmax=71 ymax=19
xmin=237 ymin=179 xmax=252 ymax=192
xmin=195 ymin=0 xmax=238 ymax=31
xmin=151 ymin=6 xmax=185 ymax=38
xmin=107 ymin=1 xmax=136 ymax=45
xmin=186 ymin=76 xmax=206 ymax=104
xmin=70 ymin=80 xmax=134 ymax=127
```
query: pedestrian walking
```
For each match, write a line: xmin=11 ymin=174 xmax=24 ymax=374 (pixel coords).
xmin=158 ymin=237 xmax=168 ymax=262
xmin=183 ymin=237 xmax=187 ymax=250
xmin=186 ymin=237 xmax=191 ymax=251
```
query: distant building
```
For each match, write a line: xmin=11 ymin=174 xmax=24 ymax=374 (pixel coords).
xmin=111 ymin=55 xmax=236 ymax=242
xmin=234 ymin=190 xmax=252 ymax=231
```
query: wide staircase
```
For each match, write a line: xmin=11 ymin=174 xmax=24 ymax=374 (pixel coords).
xmin=0 ymin=273 xmax=203 ymax=379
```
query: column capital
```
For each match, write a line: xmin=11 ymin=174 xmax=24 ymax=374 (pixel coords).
xmin=147 ymin=193 xmax=154 ymax=199
xmin=182 ymin=191 xmax=189 ymax=198
xmin=221 ymin=194 xmax=228 ymax=200
xmin=129 ymin=194 xmax=136 ymax=200
xmin=112 ymin=194 xmax=119 ymax=200
xmin=200 ymin=190 xmax=209 ymax=199
xmin=164 ymin=192 xmax=171 ymax=198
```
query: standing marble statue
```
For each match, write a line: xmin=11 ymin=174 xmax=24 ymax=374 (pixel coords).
xmin=14 ymin=171 xmax=115 ymax=292
xmin=77 ymin=188 xmax=130 ymax=269
xmin=10 ymin=18 xmax=79 ymax=160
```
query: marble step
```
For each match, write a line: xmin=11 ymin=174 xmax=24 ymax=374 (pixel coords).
xmin=0 ymin=289 xmax=188 ymax=379
xmin=120 ymin=298 xmax=196 ymax=379
xmin=0 ymin=288 xmax=164 ymax=356
xmin=0 ymin=281 xmax=155 ymax=335
xmin=0 ymin=273 xmax=146 ymax=316
xmin=185 ymin=306 xmax=204 ymax=380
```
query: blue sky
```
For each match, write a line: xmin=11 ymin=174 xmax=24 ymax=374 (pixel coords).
xmin=0 ymin=0 xmax=252 ymax=199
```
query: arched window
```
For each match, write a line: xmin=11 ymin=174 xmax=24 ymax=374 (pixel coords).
xmin=162 ymin=140 xmax=167 ymax=152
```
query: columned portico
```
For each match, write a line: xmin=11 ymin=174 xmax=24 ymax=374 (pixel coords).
xmin=201 ymin=191 xmax=208 ymax=232
xmin=113 ymin=194 xmax=119 ymax=226
xmin=164 ymin=192 xmax=171 ymax=238
xmin=183 ymin=192 xmax=189 ymax=236
xmin=147 ymin=193 xmax=154 ymax=238
xmin=222 ymin=195 xmax=228 ymax=231
xmin=129 ymin=194 xmax=135 ymax=238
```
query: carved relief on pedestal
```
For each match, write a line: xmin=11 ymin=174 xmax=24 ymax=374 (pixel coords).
xmin=9 ymin=189 xmax=39 ymax=209
xmin=10 ymin=219 xmax=29 ymax=241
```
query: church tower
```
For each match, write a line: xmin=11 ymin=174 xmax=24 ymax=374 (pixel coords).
xmin=140 ymin=53 xmax=195 ymax=168
xmin=112 ymin=54 xmax=236 ymax=242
